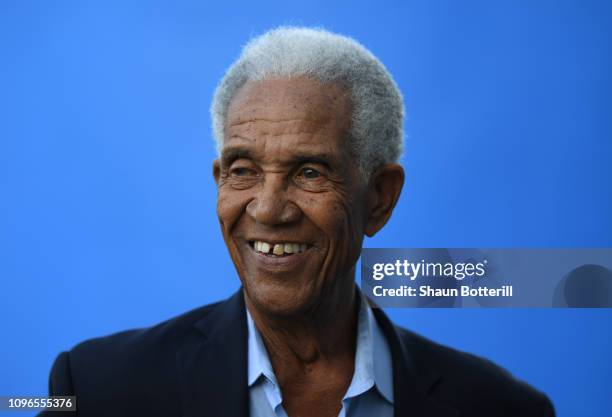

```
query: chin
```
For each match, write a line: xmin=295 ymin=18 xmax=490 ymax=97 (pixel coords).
xmin=244 ymin=279 xmax=317 ymax=317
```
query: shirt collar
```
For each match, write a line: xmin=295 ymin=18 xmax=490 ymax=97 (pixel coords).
xmin=343 ymin=290 xmax=394 ymax=404
xmin=246 ymin=288 xmax=394 ymax=404
xmin=247 ymin=308 xmax=278 ymax=387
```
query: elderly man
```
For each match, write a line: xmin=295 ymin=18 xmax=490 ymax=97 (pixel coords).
xmin=42 ymin=27 xmax=554 ymax=417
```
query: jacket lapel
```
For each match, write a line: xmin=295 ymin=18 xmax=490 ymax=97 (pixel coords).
xmin=175 ymin=289 xmax=458 ymax=417
xmin=176 ymin=290 xmax=249 ymax=417
xmin=372 ymin=307 xmax=459 ymax=417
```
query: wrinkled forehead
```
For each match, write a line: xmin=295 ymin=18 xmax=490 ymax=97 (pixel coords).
xmin=222 ymin=77 xmax=353 ymax=165
xmin=225 ymin=77 xmax=351 ymax=137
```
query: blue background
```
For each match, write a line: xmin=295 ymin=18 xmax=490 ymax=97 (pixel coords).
xmin=1 ymin=1 xmax=611 ymax=416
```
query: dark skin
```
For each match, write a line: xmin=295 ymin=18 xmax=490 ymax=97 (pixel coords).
xmin=213 ymin=77 xmax=404 ymax=417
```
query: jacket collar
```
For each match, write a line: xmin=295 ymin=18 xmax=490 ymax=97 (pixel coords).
xmin=176 ymin=290 xmax=249 ymax=417
xmin=371 ymin=304 xmax=459 ymax=417
xmin=176 ymin=289 xmax=458 ymax=417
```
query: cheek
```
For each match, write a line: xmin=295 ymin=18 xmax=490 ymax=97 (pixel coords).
xmin=303 ymin=193 xmax=365 ymax=246
xmin=216 ymin=189 xmax=250 ymax=233
xmin=305 ymin=195 xmax=365 ymax=288
xmin=335 ymin=201 xmax=365 ymax=250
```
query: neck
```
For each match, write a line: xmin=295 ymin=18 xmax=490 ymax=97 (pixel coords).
xmin=245 ymin=281 xmax=358 ymax=368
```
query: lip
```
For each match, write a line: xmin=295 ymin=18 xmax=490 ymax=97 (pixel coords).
xmin=243 ymin=240 xmax=313 ymax=273
xmin=246 ymin=237 xmax=312 ymax=246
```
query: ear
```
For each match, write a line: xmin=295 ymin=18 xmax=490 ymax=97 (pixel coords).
xmin=213 ymin=159 xmax=221 ymax=185
xmin=364 ymin=163 xmax=405 ymax=237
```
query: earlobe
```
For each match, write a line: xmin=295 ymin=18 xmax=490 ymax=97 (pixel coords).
xmin=364 ymin=163 xmax=405 ymax=237
xmin=213 ymin=160 xmax=221 ymax=185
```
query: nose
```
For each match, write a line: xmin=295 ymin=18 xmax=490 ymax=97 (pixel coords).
xmin=246 ymin=174 xmax=302 ymax=226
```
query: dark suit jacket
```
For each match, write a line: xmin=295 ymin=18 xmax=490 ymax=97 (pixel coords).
xmin=41 ymin=290 xmax=555 ymax=417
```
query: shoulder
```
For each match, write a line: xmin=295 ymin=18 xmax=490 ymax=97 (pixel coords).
xmin=70 ymin=300 xmax=222 ymax=362
xmin=53 ymin=300 xmax=224 ymax=414
xmin=394 ymin=326 xmax=555 ymax=416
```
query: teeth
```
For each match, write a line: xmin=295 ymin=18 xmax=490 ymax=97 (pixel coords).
xmin=253 ymin=241 xmax=308 ymax=255
xmin=273 ymin=244 xmax=284 ymax=255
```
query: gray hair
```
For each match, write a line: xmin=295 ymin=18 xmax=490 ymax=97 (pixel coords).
xmin=210 ymin=26 xmax=404 ymax=176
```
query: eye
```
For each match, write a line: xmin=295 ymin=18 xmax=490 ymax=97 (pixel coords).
xmin=230 ymin=166 xmax=257 ymax=177
xmin=299 ymin=167 xmax=322 ymax=179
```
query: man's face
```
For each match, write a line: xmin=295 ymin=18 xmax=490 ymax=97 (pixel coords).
xmin=214 ymin=77 xmax=369 ymax=316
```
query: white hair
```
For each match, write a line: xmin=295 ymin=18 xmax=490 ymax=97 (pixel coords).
xmin=210 ymin=26 xmax=404 ymax=176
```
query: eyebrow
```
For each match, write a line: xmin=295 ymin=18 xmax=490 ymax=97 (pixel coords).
xmin=290 ymin=153 xmax=333 ymax=169
xmin=220 ymin=145 xmax=335 ymax=169
xmin=220 ymin=146 xmax=252 ymax=166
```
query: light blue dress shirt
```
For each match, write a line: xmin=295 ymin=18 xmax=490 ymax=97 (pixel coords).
xmin=246 ymin=291 xmax=394 ymax=417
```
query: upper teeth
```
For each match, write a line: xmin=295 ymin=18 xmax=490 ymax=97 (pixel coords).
xmin=254 ymin=241 xmax=307 ymax=255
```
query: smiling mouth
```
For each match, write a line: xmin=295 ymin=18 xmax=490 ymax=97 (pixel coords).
xmin=248 ymin=240 xmax=311 ymax=257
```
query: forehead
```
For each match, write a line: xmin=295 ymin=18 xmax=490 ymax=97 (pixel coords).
xmin=223 ymin=77 xmax=351 ymax=159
